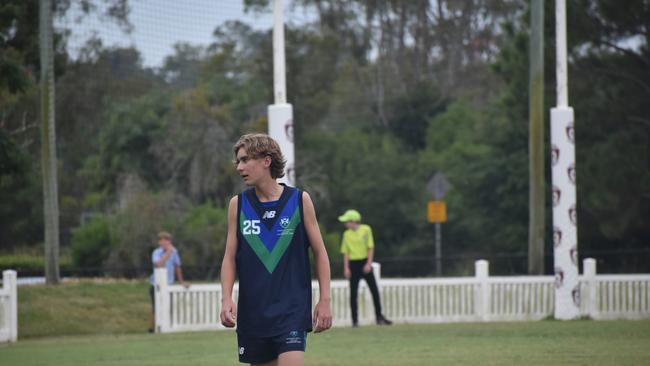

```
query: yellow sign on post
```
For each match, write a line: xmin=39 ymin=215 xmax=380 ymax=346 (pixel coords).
xmin=427 ymin=201 xmax=447 ymax=223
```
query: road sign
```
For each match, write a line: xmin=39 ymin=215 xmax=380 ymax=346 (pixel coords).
xmin=427 ymin=201 xmax=447 ymax=223
xmin=427 ymin=172 xmax=452 ymax=200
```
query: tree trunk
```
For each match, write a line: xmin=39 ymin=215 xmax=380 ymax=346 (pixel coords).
xmin=40 ymin=0 xmax=60 ymax=284
xmin=528 ymin=0 xmax=545 ymax=275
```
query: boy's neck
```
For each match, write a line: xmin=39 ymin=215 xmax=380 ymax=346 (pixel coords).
xmin=254 ymin=179 xmax=283 ymax=202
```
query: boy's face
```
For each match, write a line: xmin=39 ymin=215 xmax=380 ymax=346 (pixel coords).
xmin=344 ymin=221 xmax=357 ymax=230
xmin=235 ymin=147 xmax=272 ymax=186
xmin=158 ymin=238 xmax=171 ymax=248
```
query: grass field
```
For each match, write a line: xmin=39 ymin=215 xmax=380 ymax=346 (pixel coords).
xmin=2 ymin=321 xmax=650 ymax=366
xmin=18 ymin=280 xmax=150 ymax=338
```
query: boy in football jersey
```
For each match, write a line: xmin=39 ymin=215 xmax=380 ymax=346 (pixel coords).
xmin=220 ymin=133 xmax=332 ymax=366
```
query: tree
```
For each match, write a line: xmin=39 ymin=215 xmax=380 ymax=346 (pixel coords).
xmin=528 ymin=0 xmax=545 ymax=274
xmin=40 ymin=0 xmax=60 ymax=284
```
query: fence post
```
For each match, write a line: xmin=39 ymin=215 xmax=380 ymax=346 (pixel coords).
xmin=3 ymin=270 xmax=17 ymax=342
xmin=154 ymin=268 xmax=170 ymax=333
xmin=475 ymin=260 xmax=489 ymax=322
xmin=370 ymin=262 xmax=382 ymax=323
xmin=372 ymin=262 xmax=381 ymax=284
xmin=583 ymin=258 xmax=597 ymax=319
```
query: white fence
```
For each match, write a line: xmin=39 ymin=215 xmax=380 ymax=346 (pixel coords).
xmin=153 ymin=259 xmax=650 ymax=333
xmin=0 ymin=270 xmax=18 ymax=343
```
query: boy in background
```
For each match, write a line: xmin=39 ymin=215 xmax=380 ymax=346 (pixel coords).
xmin=149 ymin=231 xmax=186 ymax=332
xmin=339 ymin=209 xmax=392 ymax=327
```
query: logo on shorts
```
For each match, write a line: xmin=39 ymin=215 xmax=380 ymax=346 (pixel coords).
xmin=239 ymin=347 xmax=245 ymax=355
xmin=286 ymin=330 xmax=303 ymax=344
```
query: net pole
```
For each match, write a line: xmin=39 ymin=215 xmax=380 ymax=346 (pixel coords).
xmin=269 ymin=0 xmax=295 ymax=185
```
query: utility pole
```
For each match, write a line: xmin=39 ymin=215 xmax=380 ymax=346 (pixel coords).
xmin=552 ymin=0 xmax=579 ymax=320
xmin=528 ymin=0 xmax=545 ymax=275
xmin=268 ymin=0 xmax=295 ymax=185
xmin=39 ymin=0 xmax=60 ymax=284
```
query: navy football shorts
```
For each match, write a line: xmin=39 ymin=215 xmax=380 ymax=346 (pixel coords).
xmin=237 ymin=330 xmax=307 ymax=364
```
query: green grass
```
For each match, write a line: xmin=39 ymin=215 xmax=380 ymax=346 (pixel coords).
xmin=18 ymin=280 xmax=151 ymax=338
xmin=1 ymin=321 xmax=650 ymax=366
xmin=10 ymin=282 xmax=650 ymax=365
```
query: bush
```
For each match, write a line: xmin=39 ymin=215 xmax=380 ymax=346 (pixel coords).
xmin=70 ymin=216 xmax=114 ymax=268
xmin=0 ymin=254 xmax=72 ymax=271
xmin=177 ymin=202 xmax=228 ymax=278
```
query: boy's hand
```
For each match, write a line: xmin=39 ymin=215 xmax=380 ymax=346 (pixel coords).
xmin=363 ymin=262 xmax=372 ymax=274
xmin=344 ymin=267 xmax=351 ymax=279
xmin=220 ymin=298 xmax=237 ymax=328
xmin=313 ymin=299 xmax=332 ymax=333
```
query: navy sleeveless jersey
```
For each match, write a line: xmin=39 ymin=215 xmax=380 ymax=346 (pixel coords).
xmin=235 ymin=185 xmax=313 ymax=337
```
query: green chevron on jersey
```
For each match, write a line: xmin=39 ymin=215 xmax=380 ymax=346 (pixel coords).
xmin=240 ymin=208 xmax=301 ymax=273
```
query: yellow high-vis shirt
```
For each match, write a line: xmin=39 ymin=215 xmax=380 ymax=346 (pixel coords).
xmin=340 ymin=224 xmax=375 ymax=260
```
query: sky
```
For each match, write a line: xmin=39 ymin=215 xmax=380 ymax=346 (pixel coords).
xmin=58 ymin=0 xmax=314 ymax=67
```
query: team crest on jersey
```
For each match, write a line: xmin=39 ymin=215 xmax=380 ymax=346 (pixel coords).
xmin=277 ymin=216 xmax=295 ymax=236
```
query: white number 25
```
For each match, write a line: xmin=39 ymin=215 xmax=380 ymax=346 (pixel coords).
xmin=242 ymin=220 xmax=261 ymax=235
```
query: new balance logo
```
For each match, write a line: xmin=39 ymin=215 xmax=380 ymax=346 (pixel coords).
xmin=262 ymin=210 xmax=276 ymax=219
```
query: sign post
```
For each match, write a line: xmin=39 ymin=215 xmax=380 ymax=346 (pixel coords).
xmin=426 ymin=173 xmax=451 ymax=277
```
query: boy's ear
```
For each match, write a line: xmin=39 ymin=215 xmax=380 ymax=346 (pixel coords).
xmin=263 ymin=155 xmax=272 ymax=167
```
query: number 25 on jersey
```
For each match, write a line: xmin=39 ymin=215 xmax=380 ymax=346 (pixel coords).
xmin=242 ymin=220 xmax=261 ymax=235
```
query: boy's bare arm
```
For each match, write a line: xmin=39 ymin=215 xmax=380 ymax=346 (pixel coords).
xmin=175 ymin=266 xmax=188 ymax=287
xmin=220 ymin=196 xmax=239 ymax=327
xmin=302 ymin=192 xmax=332 ymax=333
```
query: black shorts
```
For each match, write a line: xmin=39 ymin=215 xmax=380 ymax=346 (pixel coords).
xmin=237 ymin=330 xmax=307 ymax=364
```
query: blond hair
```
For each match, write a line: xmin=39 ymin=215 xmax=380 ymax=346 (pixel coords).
xmin=233 ymin=133 xmax=286 ymax=179
xmin=157 ymin=231 xmax=173 ymax=241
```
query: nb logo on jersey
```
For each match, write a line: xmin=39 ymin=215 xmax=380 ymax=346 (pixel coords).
xmin=262 ymin=210 xmax=276 ymax=219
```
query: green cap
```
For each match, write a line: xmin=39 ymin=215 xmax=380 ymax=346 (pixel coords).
xmin=338 ymin=209 xmax=361 ymax=222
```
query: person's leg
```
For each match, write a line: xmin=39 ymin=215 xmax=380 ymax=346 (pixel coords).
xmin=252 ymin=360 xmax=278 ymax=366
xmin=362 ymin=270 xmax=383 ymax=320
xmin=276 ymin=351 xmax=304 ymax=366
xmin=148 ymin=285 xmax=155 ymax=332
xmin=271 ymin=330 xmax=306 ymax=366
xmin=239 ymin=334 xmax=276 ymax=365
xmin=349 ymin=262 xmax=363 ymax=326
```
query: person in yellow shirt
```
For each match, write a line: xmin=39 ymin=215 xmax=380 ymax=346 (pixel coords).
xmin=339 ymin=209 xmax=392 ymax=327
